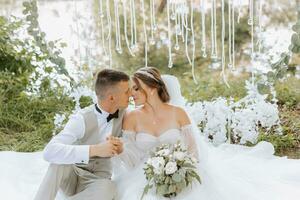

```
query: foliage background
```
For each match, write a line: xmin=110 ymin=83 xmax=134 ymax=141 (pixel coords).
xmin=0 ymin=0 xmax=299 ymax=158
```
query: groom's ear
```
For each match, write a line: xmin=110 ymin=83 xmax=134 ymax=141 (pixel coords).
xmin=109 ymin=94 xmax=115 ymax=102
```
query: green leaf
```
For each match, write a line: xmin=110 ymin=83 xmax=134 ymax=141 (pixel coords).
xmin=291 ymin=34 xmax=300 ymax=46
xmin=168 ymin=184 xmax=176 ymax=193
xmin=292 ymin=24 xmax=300 ymax=34
xmin=157 ymin=184 xmax=168 ymax=195
xmin=141 ymin=184 xmax=152 ymax=200
xmin=190 ymin=171 xmax=202 ymax=183
xmin=23 ymin=2 xmax=30 ymax=8
xmin=182 ymin=163 xmax=196 ymax=169
xmin=172 ymin=173 xmax=182 ymax=183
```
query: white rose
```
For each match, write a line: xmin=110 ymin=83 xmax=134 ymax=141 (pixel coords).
xmin=146 ymin=158 xmax=152 ymax=165
xmin=151 ymin=157 xmax=165 ymax=169
xmin=191 ymin=157 xmax=198 ymax=164
xmin=165 ymin=161 xmax=178 ymax=175
xmin=157 ymin=149 xmax=170 ymax=156
xmin=173 ymin=151 xmax=185 ymax=161
xmin=153 ymin=167 xmax=164 ymax=175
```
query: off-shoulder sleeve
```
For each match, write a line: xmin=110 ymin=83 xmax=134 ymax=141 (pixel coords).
xmin=181 ymin=124 xmax=199 ymax=160
xmin=113 ymin=130 xmax=145 ymax=170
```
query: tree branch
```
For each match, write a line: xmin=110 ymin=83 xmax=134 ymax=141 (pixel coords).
xmin=158 ymin=0 xmax=167 ymax=13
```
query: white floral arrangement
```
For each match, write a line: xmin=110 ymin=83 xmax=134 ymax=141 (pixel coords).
xmin=142 ymin=141 xmax=201 ymax=199
xmin=186 ymin=81 xmax=281 ymax=145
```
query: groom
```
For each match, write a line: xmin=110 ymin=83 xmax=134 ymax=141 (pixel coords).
xmin=34 ymin=69 xmax=131 ymax=200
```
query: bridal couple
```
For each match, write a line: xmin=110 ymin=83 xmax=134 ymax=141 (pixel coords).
xmin=35 ymin=67 xmax=300 ymax=200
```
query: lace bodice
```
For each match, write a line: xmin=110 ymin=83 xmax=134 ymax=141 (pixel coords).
xmin=117 ymin=125 xmax=198 ymax=169
xmin=134 ymin=129 xmax=183 ymax=152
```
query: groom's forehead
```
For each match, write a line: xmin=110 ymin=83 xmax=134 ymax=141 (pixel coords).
xmin=118 ymin=80 xmax=130 ymax=90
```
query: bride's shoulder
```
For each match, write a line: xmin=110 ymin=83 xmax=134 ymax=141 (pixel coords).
xmin=166 ymin=104 xmax=186 ymax=115
xmin=122 ymin=108 xmax=142 ymax=131
xmin=167 ymin=104 xmax=190 ymax=126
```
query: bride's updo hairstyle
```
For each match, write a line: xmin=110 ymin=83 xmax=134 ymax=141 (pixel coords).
xmin=133 ymin=67 xmax=170 ymax=103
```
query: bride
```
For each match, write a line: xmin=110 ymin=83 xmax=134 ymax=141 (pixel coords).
xmin=113 ymin=67 xmax=300 ymax=200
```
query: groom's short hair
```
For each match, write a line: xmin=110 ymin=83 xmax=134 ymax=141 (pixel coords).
xmin=95 ymin=69 xmax=129 ymax=99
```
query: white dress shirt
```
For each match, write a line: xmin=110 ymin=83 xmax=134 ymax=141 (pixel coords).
xmin=43 ymin=104 xmax=113 ymax=165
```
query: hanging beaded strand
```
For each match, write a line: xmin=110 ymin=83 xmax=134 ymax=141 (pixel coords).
xmin=190 ymin=0 xmax=198 ymax=83
xmin=141 ymin=0 xmax=148 ymax=67
xmin=201 ymin=0 xmax=207 ymax=58
xmin=149 ymin=0 xmax=155 ymax=45
xmin=73 ymin=0 xmax=82 ymax=67
xmin=232 ymin=0 xmax=236 ymax=71
xmin=211 ymin=0 xmax=217 ymax=59
xmin=174 ymin=2 xmax=180 ymax=51
xmin=249 ymin=0 xmax=255 ymax=84
xmin=167 ymin=0 xmax=173 ymax=68
xmin=130 ymin=0 xmax=138 ymax=52
xmin=99 ymin=0 xmax=108 ymax=62
xmin=228 ymin=0 xmax=232 ymax=69
xmin=184 ymin=0 xmax=192 ymax=65
xmin=106 ymin=0 xmax=112 ymax=67
xmin=237 ymin=0 xmax=242 ymax=23
xmin=221 ymin=0 xmax=230 ymax=87
xmin=258 ymin=0 xmax=262 ymax=54
xmin=122 ymin=0 xmax=134 ymax=56
xmin=114 ymin=0 xmax=122 ymax=54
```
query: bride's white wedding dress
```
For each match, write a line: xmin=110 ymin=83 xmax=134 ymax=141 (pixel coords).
xmin=1 ymin=75 xmax=300 ymax=200
xmin=113 ymin=75 xmax=300 ymax=200
xmin=114 ymin=125 xmax=300 ymax=200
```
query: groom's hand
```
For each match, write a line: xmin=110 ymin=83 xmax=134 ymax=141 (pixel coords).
xmin=89 ymin=140 xmax=121 ymax=158
xmin=107 ymin=136 xmax=123 ymax=155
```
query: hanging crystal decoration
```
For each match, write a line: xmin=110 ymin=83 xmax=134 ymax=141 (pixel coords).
xmin=249 ymin=0 xmax=254 ymax=59
xmin=73 ymin=0 xmax=82 ymax=67
xmin=249 ymin=0 xmax=255 ymax=84
xmin=184 ymin=0 xmax=192 ymax=66
xmin=190 ymin=0 xmax=198 ymax=84
xmin=237 ymin=0 xmax=242 ymax=23
xmin=99 ymin=0 xmax=107 ymax=60
xmin=228 ymin=0 xmax=232 ymax=69
xmin=201 ymin=0 xmax=207 ymax=58
xmin=122 ymin=0 xmax=134 ymax=56
xmin=106 ymin=0 xmax=112 ymax=67
xmin=221 ymin=0 xmax=230 ymax=87
xmin=180 ymin=3 xmax=185 ymax=42
xmin=210 ymin=0 xmax=218 ymax=60
xmin=167 ymin=0 xmax=173 ymax=68
xmin=174 ymin=3 xmax=180 ymax=51
xmin=152 ymin=0 xmax=157 ymax=31
xmin=130 ymin=0 xmax=138 ymax=52
xmin=258 ymin=0 xmax=263 ymax=54
xmin=141 ymin=0 xmax=148 ymax=67
xmin=149 ymin=0 xmax=156 ymax=46
xmin=232 ymin=0 xmax=236 ymax=71
xmin=171 ymin=2 xmax=176 ymax=20
xmin=248 ymin=0 xmax=253 ymax=25
xmin=114 ymin=0 xmax=122 ymax=54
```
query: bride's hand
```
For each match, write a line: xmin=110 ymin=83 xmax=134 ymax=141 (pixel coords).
xmin=89 ymin=139 xmax=122 ymax=158
xmin=107 ymin=136 xmax=124 ymax=155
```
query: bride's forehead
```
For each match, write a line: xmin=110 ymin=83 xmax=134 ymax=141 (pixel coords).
xmin=131 ymin=78 xmax=143 ymax=87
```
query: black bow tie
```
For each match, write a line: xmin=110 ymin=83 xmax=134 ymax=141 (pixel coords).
xmin=95 ymin=104 xmax=119 ymax=122
xmin=106 ymin=110 xmax=119 ymax=122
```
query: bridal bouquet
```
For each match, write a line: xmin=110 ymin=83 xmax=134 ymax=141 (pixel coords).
xmin=142 ymin=141 xmax=201 ymax=199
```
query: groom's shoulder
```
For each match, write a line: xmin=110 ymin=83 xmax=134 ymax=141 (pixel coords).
xmin=77 ymin=104 xmax=95 ymax=115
